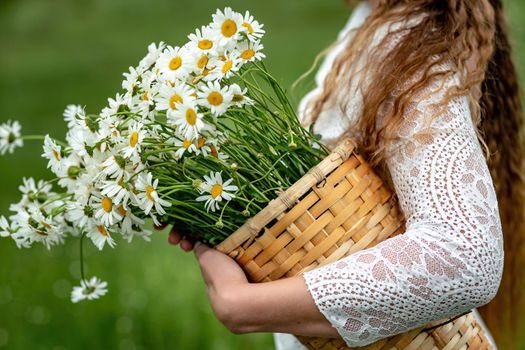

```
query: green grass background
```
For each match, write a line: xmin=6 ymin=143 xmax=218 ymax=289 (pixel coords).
xmin=0 ymin=0 xmax=523 ymax=349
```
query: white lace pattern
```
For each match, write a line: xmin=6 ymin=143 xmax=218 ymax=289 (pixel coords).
xmin=303 ymin=86 xmax=504 ymax=346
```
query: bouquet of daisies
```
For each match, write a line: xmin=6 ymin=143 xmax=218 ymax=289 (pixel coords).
xmin=0 ymin=8 xmax=328 ymax=302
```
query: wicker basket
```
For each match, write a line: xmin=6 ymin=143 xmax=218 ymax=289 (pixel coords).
xmin=215 ymin=138 xmax=493 ymax=350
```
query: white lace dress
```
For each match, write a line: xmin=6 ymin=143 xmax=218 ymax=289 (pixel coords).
xmin=273 ymin=2 xmax=503 ymax=349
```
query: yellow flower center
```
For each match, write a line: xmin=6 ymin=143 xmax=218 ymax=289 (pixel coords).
xmin=101 ymin=197 xmax=113 ymax=213
xmin=221 ymin=19 xmax=237 ymax=37
xmin=207 ymin=91 xmax=223 ymax=106
xmin=52 ymin=149 xmax=61 ymax=160
xmin=210 ymin=144 xmax=218 ymax=158
xmin=143 ymin=91 xmax=149 ymax=101
xmin=146 ymin=185 xmax=155 ymax=202
xmin=241 ymin=49 xmax=255 ymax=60
xmin=129 ymin=131 xmax=139 ymax=147
xmin=182 ymin=139 xmax=192 ymax=149
xmin=233 ymin=94 xmax=244 ymax=102
xmin=197 ymin=55 xmax=209 ymax=69
xmin=242 ymin=22 xmax=254 ymax=33
xmin=117 ymin=205 xmax=127 ymax=216
xmin=197 ymin=137 xmax=206 ymax=148
xmin=198 ymin=39 xmax=213 ymax=50
xmin=221 ymin=60 xmax=233 ymax=73
xmin=185 ymin=108 xmax=197 ymax=126
xmin=97 ymin=225 xmax=108 ymax=236
xmin=169 ymin=56 xmax=182 ymax=71
xmin=211 ymin=184 xmax=223 ymax=199
xmin=169 ymin=94 xmax=183 ymax=110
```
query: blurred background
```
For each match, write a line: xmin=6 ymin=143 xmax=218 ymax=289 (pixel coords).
xmin=0 ymin=0 xmax=523 ymax=349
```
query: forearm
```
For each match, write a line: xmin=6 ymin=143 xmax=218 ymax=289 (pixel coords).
xmin=227 ymin=276 xmax=339 ymax=338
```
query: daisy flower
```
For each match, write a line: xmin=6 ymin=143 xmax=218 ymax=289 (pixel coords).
xmin=73 ymin=164 xmax=102 ymax=204
xmin=14 ymin=208 xmax=64 ymax=249
xmin=236 ymin=40 xmax=265 ymax=62
xmin=86 ymin=222 xmax=116 ymax=250
xmin=187 ymin=26 xmax=217 ymax=54
xmin=66 ymin=201 xmax=94 ymax=229
xmin=100 ymin=93 xmax=130 ymax=119
xmin=138 ymin=41 xmax=166 ymax=72
xmin=0 ymin=120 xmax=23 ymax=155
xmin=57 ymin=154 xmax=84 ymax=191
xmin=205 ymin=51 xmax=241 ymax=81
xmin=101 ymin=154 xmax=128 ymax=180
xmin=121 ymin=66 xmax=141 ymax=94
xmin=134 ymin=172 xmax=171 ymax=217
xmin=116 ymin=205 xmax=146 ymax=240
xmin=121 ymin=122 xmax=147 ymax=161
xmin=63 ymin=104 xmax=85 ymax=128
xmin=173 ymin=137 xmax=198 ymax=159
xmin=229 ymin=83 xmax=253 ymax=107
xmin=210 ymin=7 xmax=245 ymax=47
xmin=17 ymin=177 xmax=52 ymax=205
xmin=194 ymin=135 xmax=221 ymax=158
xmin=66 ymin=126 xmax=97 ymax=158
xmin=42 ymin=135 xmax=63 ymax=174
xmin=197 ymin=81 xmax=233 ymax=117
xmin=155 ymin=83 xmax=195 ymax=115
xmin=0 ymin=216 xmax=13 ymax=238
xmin=100 ymin=178 xmax=132 ymax=207
xmin=97 ymin=114 xmax=122 ymax=141
xmin=241 ymin=11 xmax=265 ymax=41
xmin=71 ymin=276 xmax=108 ymax=303
xmin=131 ymin=70 xmax=159 ymax=118
xmin=156 ymin=45 xmax=192 ymax=82
xmin=170 ymin=103 xmax=205 ymax=139
xmin=189 ymin=52 xmax=213 ymax=77
xmin=196 ymin=171 xmax=238 ymax=212
xmin=92 ymin=194 xmax=123 ymax=227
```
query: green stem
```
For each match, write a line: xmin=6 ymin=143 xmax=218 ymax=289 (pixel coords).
xmin=79 ymin=232 xmax=86 ymax=281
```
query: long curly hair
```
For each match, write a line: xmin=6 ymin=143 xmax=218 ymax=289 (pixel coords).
xmin=305 ymin=0 xmax=525 ymax=347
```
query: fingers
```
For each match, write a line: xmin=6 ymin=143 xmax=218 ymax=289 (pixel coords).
xmin=180 ymin=239 xmax=194 ymax=252
xmin=168 ymin=227 xmax=195 ymax=252
xmin=168 ymin=228 xmax=182 ymax=245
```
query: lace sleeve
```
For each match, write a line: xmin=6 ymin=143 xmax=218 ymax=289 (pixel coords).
xmin=302 ymin=75 xmax=504 ymax=347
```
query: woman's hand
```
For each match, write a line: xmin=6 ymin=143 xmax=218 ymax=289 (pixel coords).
xmin=167 ymin=227 xmax=252 ymax=333
xmin=165 ymin=226 xmax=195 ymax=252
xmin=166 ymin=227 xmax=340 ymax=338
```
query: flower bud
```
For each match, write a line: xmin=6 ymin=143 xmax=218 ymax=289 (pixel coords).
xmin=192 ymin=179 xmax=203 ymax=191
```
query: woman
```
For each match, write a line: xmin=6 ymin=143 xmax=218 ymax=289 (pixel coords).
xmin=166 ymin=0 xmax=525 ymax=348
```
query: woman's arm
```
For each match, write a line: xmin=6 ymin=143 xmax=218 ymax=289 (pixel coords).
xmin=188 ymin=241 xmax=339 ymax=337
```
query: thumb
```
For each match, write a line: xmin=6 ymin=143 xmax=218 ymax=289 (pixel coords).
xmin=194 ymin=242 xmax=217 ymax=273
xmin=193 ymin=242 xmax=216 ymax=287
xmin=193 ymin=241 xmax=210 ymax=260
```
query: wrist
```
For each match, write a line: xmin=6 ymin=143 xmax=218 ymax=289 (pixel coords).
xmin=215 ymin=282 xmax=258 ymax=334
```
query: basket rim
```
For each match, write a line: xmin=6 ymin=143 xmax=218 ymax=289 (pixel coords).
xmin=215 ymin=138 xmax=357 ymax=254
